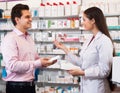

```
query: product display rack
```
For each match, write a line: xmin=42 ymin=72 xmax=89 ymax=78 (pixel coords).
xmin=30 ymin=15 xmax=84 ymax=58
xmin=105 ymin=14 xmax=120 ymax=56
xmin=33 ymin=15 xmax=81 ymax=92
xmin=35 ymin=68 xmax=80 ymax=93
xmin=36 ymin=82 xmax=79 ymax=87
xmin=36 ymin=68 xmax=80 ymax=87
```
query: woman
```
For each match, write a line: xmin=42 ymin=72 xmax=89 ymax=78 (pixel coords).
xmin=54 ymin=7 xmax=114 ymax=93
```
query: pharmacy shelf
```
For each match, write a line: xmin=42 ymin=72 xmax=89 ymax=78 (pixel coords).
xmin=0 ymin=18 xmax=7 ymax=21
xmin=29 ymin=28 xmax=81 ymax=31
xmin=36 ymin=68 xmax=80 ymax=88
xmin=39 ymin=28 xmax=80 ymax=31
xmin=0 ymin=18 xmax=11 ymax=21
xmin=0 ymin=30 xmax=11 ymax=32
xmin=113 ymin=39 xmax=120 ymax=43
xmin=35 ymin=41 xmax=83 ymax=43
xmin=104 ymin=14 xmax=120 ymax=17
xmin=28 ymin=29 xmax=40 ymax=31
xmin=39 ymin=52 xmax=65 ymax=55
xmin=108 ymin=26 xmax=120 ymax=30
xmin=36 ymin=82 xmax=79 ymax=88
xmin=80 ymin=26 xmax=120 ymax=31
xmin=32 ymin=15 xmax=79 ymax=20
xmin=38 ymin=51 xmax=80 ymax=55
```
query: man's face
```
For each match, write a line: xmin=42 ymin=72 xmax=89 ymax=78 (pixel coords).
xmin=16 ymin=10 xmax=32 ymax=29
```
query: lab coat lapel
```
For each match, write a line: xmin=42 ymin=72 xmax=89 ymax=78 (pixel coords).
xmin=85 ymin=31 xmax=103 ymax=50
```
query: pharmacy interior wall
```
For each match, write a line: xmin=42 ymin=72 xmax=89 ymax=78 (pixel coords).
xmin=0 ymin=0 xmax=120 ymax=10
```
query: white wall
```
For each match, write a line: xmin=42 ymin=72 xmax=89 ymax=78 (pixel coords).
xmin=42 ymin=0 xmax=82 ymax=5
xmin=83 ymin=0 xmax=120 ymax=3
xmin=0 ymin=0 xmax=41 ymax=10
xmin=0 ymin=0 xmax=120 ymax=10
xmin=42 ymin=0 xmax=120 ymax=4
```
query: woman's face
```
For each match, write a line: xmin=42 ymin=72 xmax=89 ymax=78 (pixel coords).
xmin=81 ymin=13 xmax=95 ymax=31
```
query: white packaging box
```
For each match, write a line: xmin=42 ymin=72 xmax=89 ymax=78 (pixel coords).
xmin=106 ymin=17 xmax=119 ymax=26
xmin=38 ymin=3 xmax=45 ymax=17
xmin=42 ymin=32 xmax=48 ymax=41
xmin=71 ymin=1 xmax=80 ymax=15
xmin=45 ymin=3 xmax=51 ymax=17
xmin=34 ymin=32 xmax=42 ymax=41
xmin=47 ymin=31 xmax=55 ymax=41
xmin=112 ymin=57 xmax=120 ymax=83
xmin=51 ymin=3 xmax=58 ymax=17
xmin=75 ymin=18 xmax=79 ymax=28
xmin=57 ymin=19 xmax=64 ymax=28
xmin=65 ymin=2 xmax=71 ymax=16
xmin=50 ymin=20 xmax=58 ymax=28
xmin=104 ymin=2 xmax=109 ymax=14
xmin=57 ymin=2 xmax=64 ymax=16
xmin=31 ymin=20 xmax=38 ymax=29
xmin=99 ymin=2 xmax=105 ymax=13
xmin=108 ymin=2 xmax=117 ymax=13
xmin=39 ymin=20 xmax=48 ymax=29
xmin=116 ymin=2 xmax=120 ymax=13
xmin=60 ymin=61 xmax=80 ymax=70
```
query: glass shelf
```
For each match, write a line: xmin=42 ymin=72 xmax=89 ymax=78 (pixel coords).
xmin=35 ymin=41 xmax=83 ymax=43
xmin=108 ymin=26 xmax=120 ymax=30
xmin=36 ymin=82 xmax=79 ymax=87
xmin=29 ymin=28 xmax=81 ymax=31
xmin=104 ymin=14 xmax=120 ymax=17
xmin=39 ymin=52 xmax=65 ymax=55
xmin=32 ymin=15 xmax=79 ymax=20
xmin=113 ymin=39 xmax=120 ymax=43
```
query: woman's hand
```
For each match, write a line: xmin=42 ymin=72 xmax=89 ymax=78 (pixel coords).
xmin=40 ymin=58 xmax=57 ymax=67
xmin=53 ymin=40 xmax=69 ymax=54
xmin=68 ymin=68 xmax=85 ymax=76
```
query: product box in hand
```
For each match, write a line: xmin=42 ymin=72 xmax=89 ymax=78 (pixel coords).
xmin=60 ymin=61 xmax=80 ymax=70
xmin=48 ymin=55 xmax=60 ymax=62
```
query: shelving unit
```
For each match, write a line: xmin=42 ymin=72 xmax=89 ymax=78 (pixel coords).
xmin=108 ymin=26 xmax=120 ymax=30
xmin=35 ymin=68 xmax=80 ymax=93
xmin=105 ymin=14 xmax=120 ymax=56
xmin=30 ymin=15 xmax=85 ymax=58
xmin=30 ymin=15 xmax=82 ymax=92
xmin=36 ymin=82 xmax=79 ymax=87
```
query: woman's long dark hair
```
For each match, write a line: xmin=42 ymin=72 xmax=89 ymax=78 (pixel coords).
xmin=84 ymin=7 xmax=115 ymax=56
xmin=84 ymin=7 xmax=115 ymax=90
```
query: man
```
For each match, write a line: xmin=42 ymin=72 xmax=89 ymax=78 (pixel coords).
xmin=1 ymin=4 xmax=55 ymax=93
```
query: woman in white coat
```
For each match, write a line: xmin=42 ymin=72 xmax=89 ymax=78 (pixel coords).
xmin=54 ymin=7 xmax=114 ymax=93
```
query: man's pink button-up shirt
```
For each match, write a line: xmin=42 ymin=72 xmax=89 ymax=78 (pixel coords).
xmin=1 ymin=28 xmax=41 ymax=81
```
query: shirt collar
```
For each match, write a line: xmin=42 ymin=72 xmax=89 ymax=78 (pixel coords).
xmin=94 ymin=31 xmax=103 ymax=40
xmin=13 ymin=28 xmax=30 ymax=36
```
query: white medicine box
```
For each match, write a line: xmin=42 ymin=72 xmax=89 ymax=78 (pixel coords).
xmin=112 ymin=57 xmax=120 ymax=83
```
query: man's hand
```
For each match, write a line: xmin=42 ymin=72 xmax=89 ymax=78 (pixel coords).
xmin=40 ymin=58 xmax=57 ymax=67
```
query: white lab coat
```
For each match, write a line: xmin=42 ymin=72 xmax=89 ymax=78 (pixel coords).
xmin=67 ymin=31 xmax=113 ymax=93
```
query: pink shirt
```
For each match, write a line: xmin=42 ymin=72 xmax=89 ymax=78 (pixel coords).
xmin=1 ymin=28 xmax=41 ymax=82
